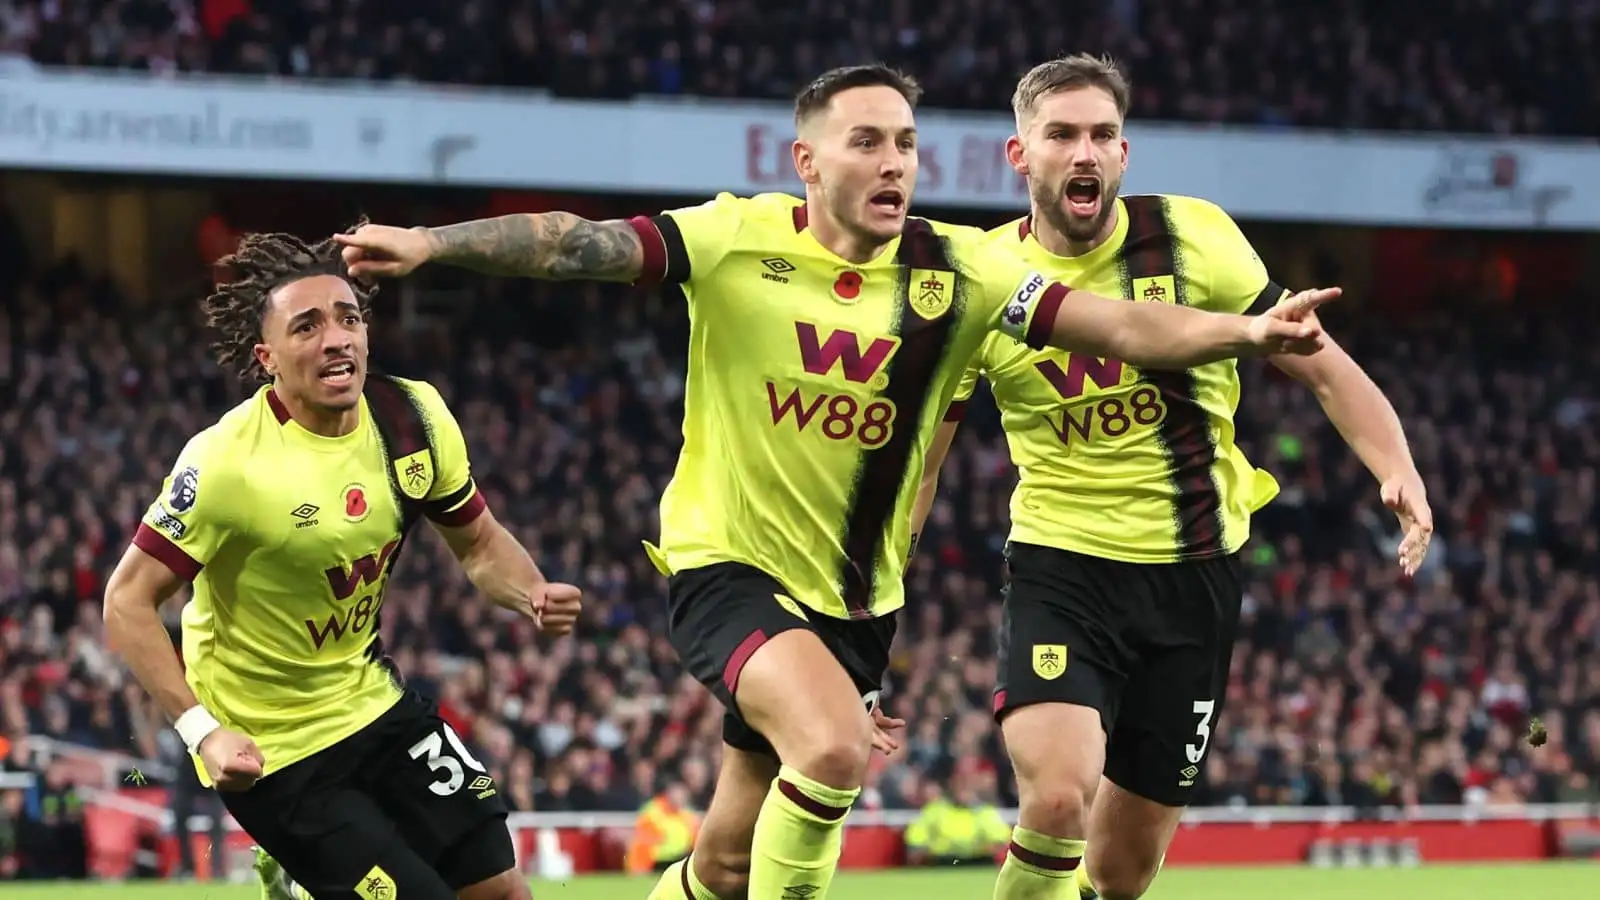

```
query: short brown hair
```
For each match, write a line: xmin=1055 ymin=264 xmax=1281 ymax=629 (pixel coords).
xmin=793 ymin=64 xmax=922 ymax=128
xmin=1012 ymin=54 xmax=1131 ymax=126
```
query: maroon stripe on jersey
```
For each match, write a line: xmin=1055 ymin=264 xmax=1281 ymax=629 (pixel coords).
xmin=944 ymin=399 xmax=969 ymax=422
xmin=680 ymin=856 xmax=694 ymax=895
xmin=1008 ymin=841 xmax=1081 ymax=871
xmin=1120 ymin=196 xmax=1224 ymax=558
xmin=992 ymin=690 xmax=1008 ymax=714
xmin=721 ymin=630 xmax=768 ymax=696
xmin=793 ymin=204 xmax=808 ymax=231
xmin=427 ymin=489 xmax=487 ymax=528
xmin=626 ymin=215 xmax=669 ymax=285
xmin=265 ymin=389 xmax=292 ymax=424
xmin=1018 ymin=216 xmax=1032 ymax=240
xmin=835 ymin=219 xmax=961 ymax=617
xmin=778 ymin=778 xmax=851 ymax=821
xmin=133 ymin=523 xmax=202 ymax=581
xmin=1023 ymin=283 xmax=1071 ymax=350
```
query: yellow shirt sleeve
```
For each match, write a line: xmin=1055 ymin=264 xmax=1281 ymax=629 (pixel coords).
xmin=954 ymin=359 xmax=982 ymax=404
xmin=629 ymin=191 xmax=749 ymax=286
xmin=403 ymin=379 xmax=487 ymax=527
xmin=132 ymin=430 xmax=235 ymax=581
xmin=965 ymin=236 xmax=1075 ymax=351
xmin=946 ymin=341 xmax=989 ymax=422
xmin=1181 ymin=197 xmax=1287 ymax=314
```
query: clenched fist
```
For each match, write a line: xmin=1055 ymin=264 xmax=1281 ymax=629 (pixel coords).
xmin=198 ymin=728 xmax=265 ymax=792
xmin=530 ymin=582 xmax=583 ymax=637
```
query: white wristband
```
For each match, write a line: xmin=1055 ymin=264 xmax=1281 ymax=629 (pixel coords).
xmin=174 ymin=705 xmax=222 ymax=755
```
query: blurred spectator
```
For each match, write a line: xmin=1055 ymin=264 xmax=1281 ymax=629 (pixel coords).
xmin=903 ymin=765 xmax=1009 ymax=866
xmin=625 ymin=781 xmax=699 ymax=875
xmin=6 ymin=0 xmax=1600 ymax=136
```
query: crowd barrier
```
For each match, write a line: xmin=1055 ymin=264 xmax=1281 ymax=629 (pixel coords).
xmin=73 ymin=789 xmax=1599 ymax=880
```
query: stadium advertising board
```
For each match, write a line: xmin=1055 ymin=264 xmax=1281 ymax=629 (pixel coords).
xmin=1 ymin=69 xmax=1595 ymax=229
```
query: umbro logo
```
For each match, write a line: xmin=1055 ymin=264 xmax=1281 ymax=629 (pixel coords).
xmin=292 ymin=503 xmax=320 ymax=529
xmin=761 ymin=257 xmax=795 ymax=284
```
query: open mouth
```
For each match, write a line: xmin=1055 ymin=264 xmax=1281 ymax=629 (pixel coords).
xmin=868 ymin=189 xmax=906 ymax=215
xmin=1064 ymin=176 xmax=1102 ymax=217
xmin=318 ymin=359 xmax=357 ymax=388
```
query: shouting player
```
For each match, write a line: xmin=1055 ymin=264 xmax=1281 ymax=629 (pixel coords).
xmin=333 ymin=65 xmax=1337 ymax=900
xmin=913 ymin=55 xmax=1433 ymax=900
xmin=102 ymin=228 xmax=582 ymax=900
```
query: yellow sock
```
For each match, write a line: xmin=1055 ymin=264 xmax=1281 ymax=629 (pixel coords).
xmin=747 ymin=764 xmax=859 ymax=899
xmin=1074 ymin=862 xmax=1098 ymax=899
xmin=647 ymin=856 xmax=718 ymax=900
xmin=993 ymin=827 xmax=1086 ymax=900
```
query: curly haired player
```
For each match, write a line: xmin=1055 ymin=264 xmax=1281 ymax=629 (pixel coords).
xmin=103 ymin=225 xmax=579 ymax=900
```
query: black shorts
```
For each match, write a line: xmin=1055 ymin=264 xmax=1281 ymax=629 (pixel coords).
xmin=667 ymin=562 xmax=897 ymax=757
xmin=994 ymin=542 xmax=1243 ymax=807
xmin=221 ymin=690 xmax=514 ymax=899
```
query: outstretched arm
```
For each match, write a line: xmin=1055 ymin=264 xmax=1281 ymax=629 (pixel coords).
xmin=337 ymin=213 xmax=651 ymax=283
xmin=423 ymin=213 xmax=646 ymax=281
xmin=1041 ymin=287 xmax=1336 ymax=369
xmin=340 ymin=193 xmax=742 ymax=285
xmin=1002 ymin=274 xmax=1338 ymax=369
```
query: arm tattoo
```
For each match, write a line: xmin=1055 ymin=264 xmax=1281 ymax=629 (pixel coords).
xmin=423 ymin=212 xmax=643 ymax=281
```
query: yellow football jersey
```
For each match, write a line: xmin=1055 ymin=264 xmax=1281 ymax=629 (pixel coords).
xmin=627 ymin=193 xmax=1064 ymax=619
xmin=133 ymin=378 xmax=484 ymax=780
xmin=951 ymin=195 xmax=1284 ymax=563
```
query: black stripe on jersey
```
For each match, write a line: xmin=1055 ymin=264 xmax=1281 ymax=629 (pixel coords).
xmin=835 ymin=219 xmax=962 ymax=617
xmin=358 ymin=374 xmax=433 ymax=687
xmin=425 ymin=479 xmax=477 ymax=518
xmin=1247 ymin=279 xmax=1288 ymax=315
xmin=1120 ymin=196 xmax=1225 ymax=559
xmin=650 ymin=214 xmax=692 ymax=284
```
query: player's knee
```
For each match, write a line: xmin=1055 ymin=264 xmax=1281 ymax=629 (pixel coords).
xmin=784 ymin=717 xmax=873 ymax=788
xmin=1017 ymin=778 xmax=1093 ymax=836
xmin=1090 ymin=867 xmax=1157 ymax=900
xmin=696 ymin=848 xmax=752 ymax=899
xmin=1086 ymin=848 xmax=1161 ymax=900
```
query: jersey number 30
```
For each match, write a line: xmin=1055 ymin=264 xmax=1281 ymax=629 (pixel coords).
xmin=407 ymin=723 xmax=489 ymax=797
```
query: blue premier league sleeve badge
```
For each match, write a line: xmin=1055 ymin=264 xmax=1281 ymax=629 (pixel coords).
xmin=168 ymin=466 xmax=200 ymax=514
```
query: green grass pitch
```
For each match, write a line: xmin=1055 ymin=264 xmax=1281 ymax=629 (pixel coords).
xmin=0 ymin=862 xmax=1591 ymax=899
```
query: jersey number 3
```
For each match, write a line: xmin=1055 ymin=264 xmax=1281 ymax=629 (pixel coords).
xmin=407 ymin=723 xmax=489 ymax=796
xmin=1185 ymin=699 xmax=1216 ymax=765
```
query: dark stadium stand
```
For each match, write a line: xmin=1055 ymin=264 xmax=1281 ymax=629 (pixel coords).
xmin=6 ymin=0 xmax=1598 ymax=135
xmin=0 ymin=0 xmax=1598 ymax=885
xmin=0 ymin=215 xmax=1594 ymax=862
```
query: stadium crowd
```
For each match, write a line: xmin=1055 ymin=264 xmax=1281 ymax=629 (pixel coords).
xmin=0 ymin=209 xmax=1595 ymax=876
xmin=0 ymin=0 xmax=1595 ymax=135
